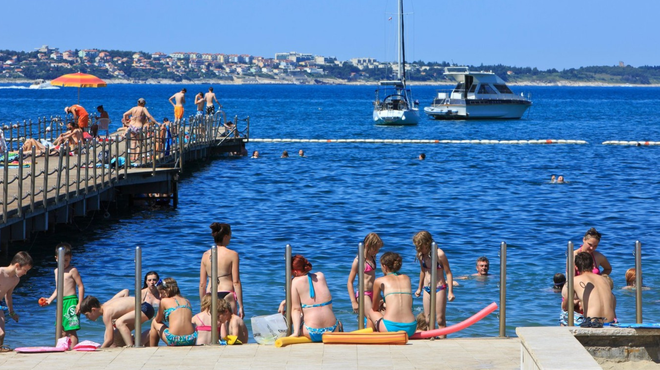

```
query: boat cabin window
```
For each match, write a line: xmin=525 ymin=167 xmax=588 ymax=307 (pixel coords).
xmin=454 ymin=83 xmax=466 ymax=93
xmin=468 ymin=84 xmax=478 ymax=93
xmin=477 ymin=84 xmax=498 ymax=94
xmin=494 ymin=84 xmax=513 ymax=94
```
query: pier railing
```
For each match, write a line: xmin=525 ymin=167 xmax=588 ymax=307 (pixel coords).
xmin=0 ymin=112 xmax=248 ymax=226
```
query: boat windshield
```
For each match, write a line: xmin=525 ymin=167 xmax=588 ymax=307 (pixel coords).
xmin=494 ymin=84 xmax=513 ymax=94
xmin=454 ymin=83 xmax=466 ymax=93
xmin=477 ymin=84 xmax=498 ymax=94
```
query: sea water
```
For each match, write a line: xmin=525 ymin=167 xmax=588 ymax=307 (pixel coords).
xmin=1 ymin=83 xmax=660 ymax=347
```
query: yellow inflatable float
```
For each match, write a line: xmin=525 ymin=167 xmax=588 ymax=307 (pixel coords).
xmin=274 ymin=328 xmax=374 ymax=347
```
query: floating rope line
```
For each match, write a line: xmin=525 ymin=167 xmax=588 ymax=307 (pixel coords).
xmin=602 ymin=141 xmax=660 ymax=146
xmin=250 ymin=139 xmax=589 ymax=145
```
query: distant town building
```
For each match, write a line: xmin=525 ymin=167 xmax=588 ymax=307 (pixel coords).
xmin=275 ymin=52 xmax=314 ymax=63
xmin=79 ymin=49 xmax=99 ymax=59
xmin=619 ymin=61 xmax=625 ymax=67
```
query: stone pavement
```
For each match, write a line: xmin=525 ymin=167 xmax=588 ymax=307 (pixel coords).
xmin=0 ymin=338 xmax=520 ymax=370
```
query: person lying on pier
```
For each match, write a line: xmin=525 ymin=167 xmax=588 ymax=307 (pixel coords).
xmin=49 ymin=121 xmax=83 ymax=154
xmin=80 ymin=289 xmax=153 ymax=347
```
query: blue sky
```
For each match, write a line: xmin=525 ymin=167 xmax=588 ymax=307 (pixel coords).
xmin=3 ymin=0 xmax=658 ymax=70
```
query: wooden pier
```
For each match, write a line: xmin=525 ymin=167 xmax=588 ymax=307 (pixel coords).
xmin=0 ymin=113 xmax=249 ymax=253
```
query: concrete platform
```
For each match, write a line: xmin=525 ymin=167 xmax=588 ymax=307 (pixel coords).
xmin=0 ymin=338 xmax=520 ymax=370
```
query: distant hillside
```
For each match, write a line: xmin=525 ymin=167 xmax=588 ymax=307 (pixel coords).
xmin=1 ymin=47 xmax=659 ymax=85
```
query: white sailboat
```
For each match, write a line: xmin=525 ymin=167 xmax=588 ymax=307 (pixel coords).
xmin=373 ymin=0 xmax=420 ymax=126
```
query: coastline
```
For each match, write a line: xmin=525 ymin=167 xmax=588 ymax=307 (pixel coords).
xmin=2 ymin=78 xmax=660 ymax=87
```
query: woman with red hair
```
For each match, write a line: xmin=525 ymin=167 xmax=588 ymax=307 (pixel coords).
xmin=288 ymin=255 xmax=341 ymax=342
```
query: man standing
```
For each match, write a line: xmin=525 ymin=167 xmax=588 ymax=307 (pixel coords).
xmin=562 ymin=252 xmax=616 ymax=324
xmin=204 ymin=87 xmax=222 ymax=116
xmin=168 ymin=88 xmax=187 ymax=123
xmin=64 ymin=105 xmax=89 ymax=132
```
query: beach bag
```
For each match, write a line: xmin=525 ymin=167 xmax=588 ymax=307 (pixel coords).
xmin=251 ymin=314 xmax=288 ymax=345
xmin=98 ymin=151 xmax=110 ymax=164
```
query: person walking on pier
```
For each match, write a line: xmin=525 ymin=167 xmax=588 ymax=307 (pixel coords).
xmin=169 ymin=88 xmax=187 ymax=123
xmin=204 ymin=87 xmax=222 ymax=116
xmin=0 ymin=251 xmax=33 ymax=350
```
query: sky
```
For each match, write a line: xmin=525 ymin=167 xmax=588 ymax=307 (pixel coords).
xmin=3 ymin=0 xmax=658 ymax=70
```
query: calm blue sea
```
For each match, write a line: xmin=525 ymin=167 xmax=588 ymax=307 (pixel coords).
xmin=1 ymin=83 xmax=660 ymax=347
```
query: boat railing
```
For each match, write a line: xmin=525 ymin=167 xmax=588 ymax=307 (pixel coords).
xmin=0 ymin=112 xmax=249 ymax=225
xmin=430 ymin=89 xmax=532 ymax=105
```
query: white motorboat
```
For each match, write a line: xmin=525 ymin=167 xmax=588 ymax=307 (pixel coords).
xmin=424 ymin=67 xmax=532 ymax=120
xmin=28 ymin=79 xmax=55 ymax=89
xmin=373 ymin=0 xmax=420 ymax=126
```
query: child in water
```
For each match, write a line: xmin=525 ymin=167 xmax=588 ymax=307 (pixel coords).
xmin=413 ymin=231 xmax=455 ymax=337
xmin=346 ymin=233 xmax=383 ymax=329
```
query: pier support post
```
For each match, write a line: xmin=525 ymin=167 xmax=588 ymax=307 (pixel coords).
xmin=499 ymin=241 xmax=507 ymax=337
xmin=285 ymin=244 xmax=292 ymax=335
xmin=55 ymin=246 xmax=65 ymax=346
xmin=635 ymin=241 xmax=642 ymax=323
xmin=134 ymin=246 xmax=142 ymax=347
xmin=429 ymin=241 xmax=438 ymax=332
xmin=567 ymin=241 xmax=575 ymax=326
xmin=211 ymin=246 xmax=219 ymax=345
xmin=357 ymin=242 xmax=365 ymax=330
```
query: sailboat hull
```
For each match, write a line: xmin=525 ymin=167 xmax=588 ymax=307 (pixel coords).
xmin=373 ymin=108 xmax=420 ymax=125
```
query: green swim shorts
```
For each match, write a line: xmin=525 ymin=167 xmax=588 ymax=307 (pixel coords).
xmin=62 ymin=295 xmax=81 ymax=331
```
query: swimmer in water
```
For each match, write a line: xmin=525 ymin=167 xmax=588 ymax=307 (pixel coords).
xmin=571 ymin=227 xmax=611 ymax=276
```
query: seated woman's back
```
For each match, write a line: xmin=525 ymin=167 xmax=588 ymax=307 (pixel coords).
xmin=380 ymin=274 xmax=415 ymax=321
xmin=294 ymin=272 xmax=336 ymax=327
xmin=162 ymin=296 xmax=194 ymax=335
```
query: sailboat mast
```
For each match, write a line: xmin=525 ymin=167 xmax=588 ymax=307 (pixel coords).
xmin=397 ymin=0 xmax=403 ymax=80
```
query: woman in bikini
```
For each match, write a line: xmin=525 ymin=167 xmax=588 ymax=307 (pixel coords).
xmin=346 ymin=232 xmax=382 ymax=328
xmin=199 ymin=222 xmax=244 ymax=318
xmin=367 ymin=252 xmax=417 ymax=338
xmin=572 ymin=227 xmax=612 ymax=276
xmin=141 ymin=271 xmax=161 ymax=312
xmin=413 ymin=230 xmax=455 ymax=335
xmin=289 ymin=255 xmax=341 ymax=342
xmin=123 ymin=98 xmax=158 ymax=162
xmin=192 ymin=293 xmax=220 ymax=345
xmin=149 ymin=277 xmax=197 ymax=346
